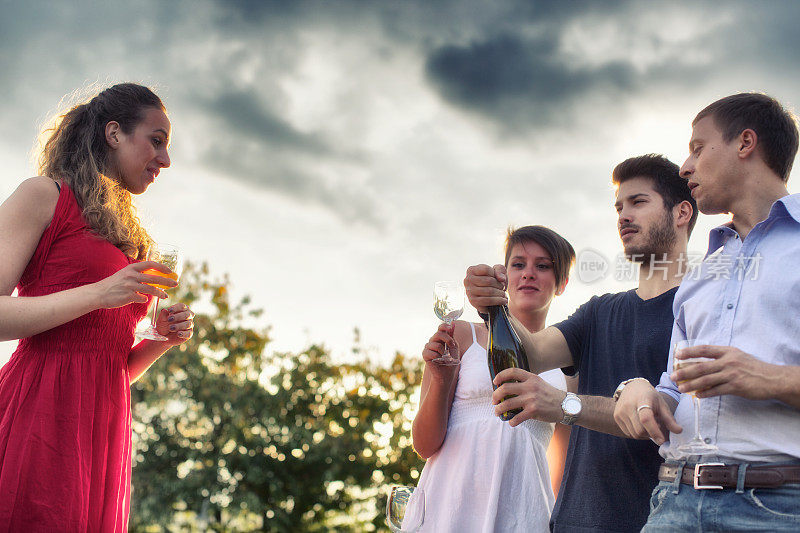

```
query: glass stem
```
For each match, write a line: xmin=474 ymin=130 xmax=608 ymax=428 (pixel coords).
xmin=442 ymin=319 xmax=452 ymax=356
xmin=693 ymin=395 xmax=702 ymax=440
xmin=150 ymin=297 xmax=161 ymax=328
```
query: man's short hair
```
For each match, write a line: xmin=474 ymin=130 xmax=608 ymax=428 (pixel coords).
xmin=504 ymin=225 xmax=575 ymax=288
xmin=694 ymin=93 xmax=799 ymax=182
xmin=612 ymin=154 xmax=698 ymax=236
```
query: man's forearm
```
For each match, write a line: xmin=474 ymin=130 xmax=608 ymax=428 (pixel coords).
xmin=772 ymin=364 xmax=800 ymax=410
xmin=574 ymin=395 xmax=628 ymax=437
xmin=507 ymin=313 xmax=544 ymax=372
xmin=506 ymin=314 xmax=573 ymax=373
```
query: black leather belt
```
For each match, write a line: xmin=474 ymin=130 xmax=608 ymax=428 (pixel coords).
xmin=659 ymin=462 xmax=800 ymax=490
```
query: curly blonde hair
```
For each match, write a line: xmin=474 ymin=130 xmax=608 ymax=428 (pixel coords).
xmin=38 ymin=83 xmax=164 ymax=259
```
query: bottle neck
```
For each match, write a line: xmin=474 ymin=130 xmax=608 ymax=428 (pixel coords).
xmin=486 ymin=304 xmax=510 ymax=324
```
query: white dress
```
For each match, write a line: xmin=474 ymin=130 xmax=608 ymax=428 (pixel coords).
xmin=414 ymin=322 xmax=566 ymax=533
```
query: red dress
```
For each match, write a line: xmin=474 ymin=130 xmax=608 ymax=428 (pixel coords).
xmin=0 ymin=183 xmax=149 ymax=531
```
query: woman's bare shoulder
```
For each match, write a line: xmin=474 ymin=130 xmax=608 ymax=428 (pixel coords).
xmin=452 ymin=320 xmax=487 ymax=349
xmin=8 ymin=177 xmax=60 ymax=225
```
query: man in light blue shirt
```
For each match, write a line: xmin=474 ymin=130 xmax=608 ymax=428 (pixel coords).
xmin=614 ymin=93 xmax=800 ymax=531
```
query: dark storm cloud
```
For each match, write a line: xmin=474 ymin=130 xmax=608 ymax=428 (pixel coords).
xmin=418 ymin=0 xmax=800 ymax=130
xmin=203 ymin=90 xmax=334 ymax=156
xmin=206 ymin=0 xmax=627 ymax=32
xmin=209 ymin=0 xmax=306 ymax=27
xmin=728 ymin=3 xmax=800 ymax=69
xmin=425 ymin=33 xmax=637 ymax=126
xmin=190 ymin=87 xmax=380 ymax=225
xmin=4 ymin=0 xmax=800 ymax=220
xmin=201 ymin=140 xmax=380 ymax=227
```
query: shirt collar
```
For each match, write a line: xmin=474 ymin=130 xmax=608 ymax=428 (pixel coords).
xmin=769 ymin=193 xmax=800 ymax=223
xmin=706 ymin=223 xmax=738 ymax=256
xmin=705 ymin=193 xmax=800 ymax=256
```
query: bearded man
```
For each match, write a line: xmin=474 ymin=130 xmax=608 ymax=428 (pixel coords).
xmin=462 ymin=154 xmax=697 ymax=532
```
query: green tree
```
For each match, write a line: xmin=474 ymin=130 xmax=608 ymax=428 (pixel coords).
xmin=130 ymin=263 xmax=424 ymax=532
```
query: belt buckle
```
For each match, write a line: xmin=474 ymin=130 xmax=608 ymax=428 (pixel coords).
xmin=694 ymin=462 xmax=725 ymax=490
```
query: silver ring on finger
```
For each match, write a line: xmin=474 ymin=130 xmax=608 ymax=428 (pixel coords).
xmin=637 ymin=404 xmax=652 ymax=413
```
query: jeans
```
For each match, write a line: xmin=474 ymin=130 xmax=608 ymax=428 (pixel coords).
xmin=642 ymin=466 xmax=800 ymax=533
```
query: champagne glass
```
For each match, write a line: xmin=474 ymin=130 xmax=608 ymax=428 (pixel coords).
xmin=674 ymin=339 xmax=718 ymax=456
xmin=386 ymin=485 xmax=425 ymax=533
xmin=432 ymin=281 xmax=464 ymax=365
xmin=135 ymin=243 xmax=182 ymax=341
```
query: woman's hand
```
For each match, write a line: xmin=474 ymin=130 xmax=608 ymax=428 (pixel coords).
xmin=127 ymin=302 xmax=196 ymax=383
xmin=92 ymin=261 xmax=177 ymax=309
xmin=154 ymin=302 xmax=194 ymax=347
xmin=422 ymin=323 xmax=460 ymax=381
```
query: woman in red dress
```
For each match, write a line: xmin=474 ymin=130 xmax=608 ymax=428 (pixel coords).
xmin=0 ymin=83 xmax=195 ymax=531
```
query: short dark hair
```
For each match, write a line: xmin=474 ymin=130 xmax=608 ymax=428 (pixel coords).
xmin=694 ymin=93 xmax=799 ymax=183
xmin=504 ymin=225 xmax=575 ymax=287
xmin=612 ymin=154 xmax=698 ymax=236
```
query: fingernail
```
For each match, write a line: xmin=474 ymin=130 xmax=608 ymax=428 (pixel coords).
xmin=168 ymin=316 xmax=175 ymax=322
xmin=169 ymin=325 xmax=176 ymax=331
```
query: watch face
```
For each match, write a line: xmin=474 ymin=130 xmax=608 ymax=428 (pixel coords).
xmin=564 ymin=397 xmax=581 ymax=416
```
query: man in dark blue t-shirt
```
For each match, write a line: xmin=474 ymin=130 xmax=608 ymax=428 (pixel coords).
xmin=463 ymin=154 xmax=697 ymax=532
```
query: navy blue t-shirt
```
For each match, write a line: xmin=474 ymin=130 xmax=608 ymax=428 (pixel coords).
xmin=550 ymin=288 xmax=677 ymax=533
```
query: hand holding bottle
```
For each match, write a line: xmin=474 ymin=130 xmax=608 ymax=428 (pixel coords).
xmin=464 ymin=264 xmax=508 ymax=313
xmin=492 ymin=368 xmax=565 ymax=426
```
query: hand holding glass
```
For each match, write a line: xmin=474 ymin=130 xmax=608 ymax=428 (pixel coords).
xmin=432 ymin=281 xmax=464 ymax=365
xmin=674 ymin=339 xmax=718 ymax=456
xmin=386 ymin=485 xmax=424 ymax=533
xmin=135 ymin=244 xmax=182 ymax=341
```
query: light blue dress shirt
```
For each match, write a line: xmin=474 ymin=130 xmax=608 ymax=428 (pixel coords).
xmin=657 ymin=194 xmax=800 ymax=463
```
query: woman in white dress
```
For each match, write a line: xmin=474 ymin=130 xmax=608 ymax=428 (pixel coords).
xmin=412 ymin=225 xmax=576 ymax=532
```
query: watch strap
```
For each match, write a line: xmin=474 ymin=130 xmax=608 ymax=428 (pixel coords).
xmin=613 ymin=377 xmax=649 ymax=402
xmin=561 ymin=392 xmax=581 ymax=425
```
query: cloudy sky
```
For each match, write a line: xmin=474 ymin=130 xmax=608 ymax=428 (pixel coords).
xmin=2 ymin=0 xmax=799 ymax=367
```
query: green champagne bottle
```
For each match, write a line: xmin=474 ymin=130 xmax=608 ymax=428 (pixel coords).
xmin=486 ymin=305 xmax=530 ymax=421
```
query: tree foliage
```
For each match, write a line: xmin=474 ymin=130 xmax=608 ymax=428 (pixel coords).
xmin=131 ymin=263 xmax=425 ymax=531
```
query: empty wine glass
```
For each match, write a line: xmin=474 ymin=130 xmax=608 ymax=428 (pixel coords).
xmin=673 ymin=339 xmax=718 ymax=456
xmin=386 ymin=485 xmax=425 ymax=533
xmin=135 ymin=243 xmax=182 ymax=341
xmin=432 ymin=281 xmax=464 ymax=365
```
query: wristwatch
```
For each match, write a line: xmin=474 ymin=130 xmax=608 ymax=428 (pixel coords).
xmin=613 ymin=377 xmax=648 ymax=402
xmin=560 ymin=392 xmax=582 ymax=425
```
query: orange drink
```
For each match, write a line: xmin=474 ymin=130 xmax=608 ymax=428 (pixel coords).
xmin=673 ymin=358 xmax=698 ymax=396
xmin=135 ymin=243 xmax=181 ymax=342
xmin=142 ymin=268 xmax=178 ymax=290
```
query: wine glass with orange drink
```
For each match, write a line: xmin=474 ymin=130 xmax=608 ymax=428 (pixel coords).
xmin=673 ymin=339 xmax=718 ymax=456
xmin=135 ymin=243 xmax=182 ymax=341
